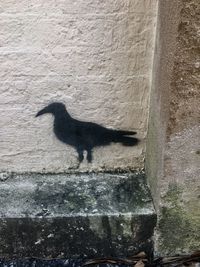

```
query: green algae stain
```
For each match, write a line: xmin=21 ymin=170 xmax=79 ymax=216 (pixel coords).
xmin=158 ymin=183 xmax=200 ymax=255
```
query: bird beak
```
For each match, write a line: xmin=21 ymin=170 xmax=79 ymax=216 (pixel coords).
xmin=35 ymin=107 xmax=48 ymax=117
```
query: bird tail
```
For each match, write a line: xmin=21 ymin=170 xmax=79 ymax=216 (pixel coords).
xmin=115 ymin=130 xmax=137 ymax=136
xmin=112 ymin=131 xmax=139 ymax=146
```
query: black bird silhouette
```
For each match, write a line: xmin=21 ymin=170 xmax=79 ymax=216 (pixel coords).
xmin=36 ymin=102 xmax=139 ymax=163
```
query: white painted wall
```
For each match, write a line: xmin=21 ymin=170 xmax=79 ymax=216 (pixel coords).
xmin=0 ymin=0 xmax=158 ymax=173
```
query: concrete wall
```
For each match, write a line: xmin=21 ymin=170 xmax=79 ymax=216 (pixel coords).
xmin=0 ymin=0 xmax=158 ymax=173
xmin=146 ymin=0 xmax=200 ymax=255
xmin=146 ymin=0 xmax=180 ymax=208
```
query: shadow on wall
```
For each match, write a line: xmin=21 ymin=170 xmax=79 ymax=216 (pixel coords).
xmin=36 ymin=102 xmax=139 ymax=163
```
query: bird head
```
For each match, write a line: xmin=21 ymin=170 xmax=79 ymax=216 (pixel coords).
xmin=35 ymin=102 xmax=66 ymax=117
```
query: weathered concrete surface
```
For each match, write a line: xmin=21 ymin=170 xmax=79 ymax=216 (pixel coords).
xmin=158 ymin=0 xmax=200 ymax=254
xmin=0 ymin=0 xmax=158 ymax=173
xmin=0 ymin=172 xmax=156 ymax=258
xmin=146 ymin=0 xmax=200 ymax=255
xmin=146 ymin=0 xmax=180 ymax=209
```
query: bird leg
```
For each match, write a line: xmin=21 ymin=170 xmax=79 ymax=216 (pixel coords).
xmin=77 ymin=149 xmax=84 ymax=163
xmin=86 ymin=149 xmax=93 ymax=163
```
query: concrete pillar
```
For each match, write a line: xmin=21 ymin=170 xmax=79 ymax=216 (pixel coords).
xmin=146 ymin=0 xmax=200 ymax=255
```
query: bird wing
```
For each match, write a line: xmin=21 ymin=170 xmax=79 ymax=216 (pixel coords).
xmin=67 ymin=119 xmax=111 ymax=147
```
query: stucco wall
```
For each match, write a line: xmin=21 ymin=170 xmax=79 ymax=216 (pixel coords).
xmin=0 ymin=0 xmax=158 ymax=173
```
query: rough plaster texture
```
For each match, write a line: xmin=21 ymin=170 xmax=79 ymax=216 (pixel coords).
xmin=0 ymin=0 xmax=158 ymax=173
xmin=146 ymin=0 xmax=200 ymax=255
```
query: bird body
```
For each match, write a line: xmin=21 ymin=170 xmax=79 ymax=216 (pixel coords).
xmin=36 ymin=102 xmax=139 ymax=163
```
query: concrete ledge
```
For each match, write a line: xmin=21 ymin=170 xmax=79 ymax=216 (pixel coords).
xmin=0 ymin=172 xmax=156 ymax=258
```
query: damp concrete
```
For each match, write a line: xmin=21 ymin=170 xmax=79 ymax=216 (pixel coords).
xmin=0 ymin=172 xmax=156 ymax=258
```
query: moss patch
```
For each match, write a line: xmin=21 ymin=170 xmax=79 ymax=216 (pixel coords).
xmin=158 ymin=183 xmax=200 ymax=255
